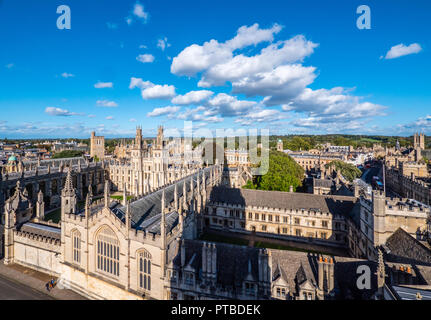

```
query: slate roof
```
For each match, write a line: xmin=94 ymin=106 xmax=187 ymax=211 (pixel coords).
xmin=171 ymin=239 xmax=261 ymax=291
xmin=19 ymin=222 xmax=61 ymax=240
xmin=209 ymin=186 xmax=358 ymax=216
xmin=115 ymin=167 xmax=212 ymax=234
xmin=270 ymin=250 xmax=318 ymax=295
xmin=333 ymin=256 xmax=378 ymax=299
xmin=385 ymin=228 xmax=431 ymax=266
xmin=313 ymin=178 xmax=334 ymax=188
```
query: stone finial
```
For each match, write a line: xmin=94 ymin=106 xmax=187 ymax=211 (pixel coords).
xmin=64 ymin=168 xmax=74 ymax=192
xmin=104 ymin=180 xmax=110 ymax=208
xmin=122 ymin=183 xmax=127 ymax=206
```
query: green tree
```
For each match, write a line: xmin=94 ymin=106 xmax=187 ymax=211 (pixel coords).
xmin=325 ymin=160 xmax=362 ymax=182
xmin=243 ymin=151 xmax=304 ymax=192
xmin=52 ymin=150 xmax=84 ymax=159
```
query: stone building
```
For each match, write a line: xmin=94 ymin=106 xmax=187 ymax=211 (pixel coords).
xmin=385 ymin=167 xmax=431 ymax=206
xmin=90 ymin=131 xmax=105 ymax=160
xmin=358 ymin=191 xmax=429 ymax=259
xmin=204 ymin=186 xmax=356 ymax=248
xmin=276 ymin=139 xmax=283 ymax=152
xmin=109 ymin=126 xmax=203 ymax=195
xmin=1 ymin=165 xmax=223 ymax=299
xmin=286 ymin=151 xmax=346 ymax=173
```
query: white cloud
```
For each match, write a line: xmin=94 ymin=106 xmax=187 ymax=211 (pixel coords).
xmin=129 ymin=77 xmax=176 ymax=100
xmin=383 ymin=43 xmax=422 ymax=59
xmin=288 ymin=87 xmax=386 ymax=118
xmin=233 ymin=64 xmax=316 ymax=104
xmin=172 ymin=106 xmax=223 ymax=123
xmin=94 ymin=81 xmax=113 ymax=88
xmin=96 ymin=100 xmax=118 ymax=107
xmin=235 ymin=108 xmax=284 ymax=126
xmin=127 ymin=2 xmax=149 ymax=25
xmin=106 ymin=116 xmax=115 ymax=120
xmin=133 ymin=3 xmax=148 ymax=19
xmin=136 ymin=54 xmax=155 ymax=63
xmin=61 ymin=72 xmax=74 ymax=78
xmin=45 ymin=107 xmax=81 ymax=117
xmin=129 ymin=118 xmax=137 ymax=122
xmin=147 ymin=106 xmax=180 ymax=117
xmin=225 ymin=23 xmax=282 ymax=50
xmin=157 ymin=37 xmax=171 ymax=51
xmin=397 ymin=114 xmax=431 ymax=133
xmin=5 ymin=63 xmax=14 ymax=69
xmin=171 ymin=23 xmax=317 ymax=86
xmin=207 ymin=93 xmax=257 ymax=117
xmin=139 ymin=44 xmax=147 ymax=49
xmin=198 ymin=36 xmax=317 ymax=87
xmin=171 ymin=90 xmax=214 ymax=105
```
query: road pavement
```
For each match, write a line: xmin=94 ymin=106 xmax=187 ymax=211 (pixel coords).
xmin=0 ymin=273 xmax=53 ymax=300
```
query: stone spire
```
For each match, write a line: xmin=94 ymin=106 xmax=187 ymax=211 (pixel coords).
xmin=161 ymin=188 xmax=166 ymax=246
xmin=376 ymin=248 xmax=386 ymax=298
xmin=87 ymin=184 xmax=93 ymax=200
xmin=104 ymin=180 xmax=110 ymax=208
xmin=197 ymin=170 xmax=200 ymax=194
xmin=85 ymin=192 xmax=91 ymax=218
xmin=64 ymin=168 xmax=74 ymax=193
xmin=202 ymin=170 xmax=206 ymax=196
xmin=174 ymin=182 xmax=178 ymax=211
xmin=183 ymin=179 xmax=187 ymax=209
xmin=36 ymin=190 xmax=45 ymax=220
xmin=122 ymin=183 xmax=127 ymax=206
xmin=125 ymin=198 xmax=131 ymax=230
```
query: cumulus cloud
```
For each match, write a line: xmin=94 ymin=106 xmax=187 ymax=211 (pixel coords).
xmin=171 ymin=90 xmax=214 ymax=105
xmin=198 ymin=36 xmax=318 ymax=87
xmin=171 ymin=23 xmax=286 ymax=77
xmin=96 ymin=100 xmax=118 ymax=107
xmin=287 ymin=87 xmax=386 ymax=119
xmin=157 ymin=37 xmax=171 ymax=51
xmin=147 ymin=106 xmax=180 ymax=117
xmin=233 ymin=64 xmax=316 ymax=104
xmin=61 ymin=72 xmax=74 ymax=78
xmin=127 ymin=2 xmax=149 ymax=25
xmin=397 ymin=115 xmax=431 ymax=133
xmin=383 ymin=43 xmax=422 ymax=59
xmin=94 ymin=81 xmax=113 ymax=88
xmin=136 ymin=54 xmax=155 ymax=63
xmin=171 ymin=106 xmax=224 ymax=123
xmin=235 ymin=108 xmax=285 ymax=126
xmin=45 ymin=107 xmax=82 ymax=117
xmin=129 ymin=77 xmax=176 ymax=100
xmin=206 ymin=93 xmax=257 ymax=117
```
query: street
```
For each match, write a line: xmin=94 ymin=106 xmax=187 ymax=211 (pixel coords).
xmin=0 ymin=274 xmax=53 ymax=300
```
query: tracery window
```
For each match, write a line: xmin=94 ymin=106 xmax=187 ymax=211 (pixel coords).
xmin=72 ymin=229 xmax=81 ymax=264
xmin=138 ymin=250 xmax=151 ymax=291
xmin=96 ymin=226 xmax=120 ymax=277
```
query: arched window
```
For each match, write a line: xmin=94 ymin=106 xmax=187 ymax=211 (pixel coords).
xmin=96 ymin=226 xmax=120 ymax=277
xmin=72 ymin=230 xmax=81 ymax=264
xmin=138 ymin=250 xmax=152 ymax=291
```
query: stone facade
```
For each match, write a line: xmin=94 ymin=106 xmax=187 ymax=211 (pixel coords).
xmin=90 ymin=131 xmax=105 ymax=160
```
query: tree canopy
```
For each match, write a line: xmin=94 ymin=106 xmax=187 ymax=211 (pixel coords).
xmin=243 ymin=151 xmax=304 ymax=192
xmin=52 ymin=150 xmax=84 ymax=159
xmin=325 ymin=160 xmax=362 ymax=182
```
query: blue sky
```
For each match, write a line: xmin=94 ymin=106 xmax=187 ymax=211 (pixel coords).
xmin=0 ymin=0 xmax=430 ymax=138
